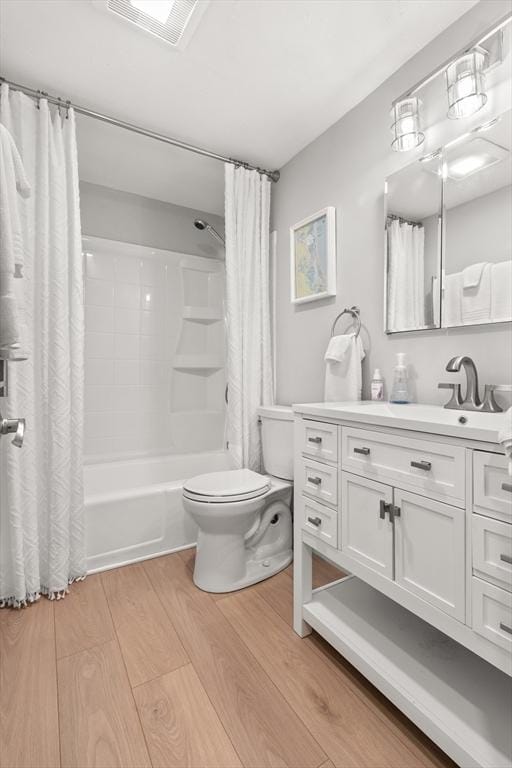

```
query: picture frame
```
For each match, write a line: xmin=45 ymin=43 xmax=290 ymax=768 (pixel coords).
xmin=290 ymin=206 xmax=336 ymax=304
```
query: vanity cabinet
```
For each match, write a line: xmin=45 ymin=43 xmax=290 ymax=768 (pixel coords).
xmin=331 ymin=471 xmax=466 ymax=619
xmin=293 ymin=404 xmax=512 ymax=768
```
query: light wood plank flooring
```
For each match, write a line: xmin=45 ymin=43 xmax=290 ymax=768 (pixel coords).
xmin=0 ymin=551 xmax=456 ymax=768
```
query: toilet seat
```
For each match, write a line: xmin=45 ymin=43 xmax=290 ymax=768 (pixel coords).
xmin=183 ymin=468 xmax=271 ymax=504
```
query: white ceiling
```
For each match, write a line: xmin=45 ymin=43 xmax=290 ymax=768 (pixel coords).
xmin=0 ymin=0 xmax=478 ymax=214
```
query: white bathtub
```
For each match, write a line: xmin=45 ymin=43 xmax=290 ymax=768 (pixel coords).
xmin=84 ymin=450 xmax=232 ymax=573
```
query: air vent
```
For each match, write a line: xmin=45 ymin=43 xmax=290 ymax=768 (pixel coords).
xmin=93 ymin=0 xmax=208 ymax=49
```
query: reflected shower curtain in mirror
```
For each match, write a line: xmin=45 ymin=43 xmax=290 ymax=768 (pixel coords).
xmin=225 ymin=165 xmax=273 ymax=471
xmin=387 ymin=218 xmax=425 ymax=332
xmin=0 ymin=84 xmax=85 ymax=606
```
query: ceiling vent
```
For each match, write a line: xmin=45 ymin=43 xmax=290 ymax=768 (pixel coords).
xmin=92 ymin=0 xmax=209 ymax=49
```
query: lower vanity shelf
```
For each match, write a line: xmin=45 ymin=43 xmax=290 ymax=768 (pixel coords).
xmin=304 ymin=576 xmax=512 ymax=768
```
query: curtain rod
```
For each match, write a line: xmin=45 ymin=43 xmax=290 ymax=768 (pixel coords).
xmin=0 ymin=76 xmax=280 ymax=183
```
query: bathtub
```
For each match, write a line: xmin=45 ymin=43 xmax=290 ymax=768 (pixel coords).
xmin=84 ymin=450 xmax=233 ymax=573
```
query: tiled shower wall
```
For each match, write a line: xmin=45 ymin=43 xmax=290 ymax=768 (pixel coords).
xmin=83 ymin=236 xmax=225 ymax=459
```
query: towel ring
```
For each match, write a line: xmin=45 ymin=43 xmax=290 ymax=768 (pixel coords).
xmin=331 ymin=306 xmax=361 ymax=337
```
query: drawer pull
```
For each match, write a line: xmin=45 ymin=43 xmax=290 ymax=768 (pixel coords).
xmin=502 ymin=482 xmax=512 ymax=493
xmin=354 ymin=447 xmax=370 ymax=456
xmin=308 ymin=436 xmax=322 ymax=444
xmin=499 ymin=622 xmax=512 ymax=636
xmin=307 ymin=476 xmax=322 ymax=486
xmin=411 ymin=460 xmax=432 ymax=471
xmin=500 ymin=553 xmax=512 ymax=565
xmin=307 ymin=516 xmax=322 ymax=527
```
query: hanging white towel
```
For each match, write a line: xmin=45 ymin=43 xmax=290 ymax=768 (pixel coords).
xmin=463 ymin=262 xmax=488 ymax=289
xmin=461 ymin=263 xmax=491 ymax=324
xmin=490 ymin=260 xmax=512 ymax=322
xmin=443 ymin=272 xmax=463 ymax=327
xmin=0 ymin=122 xmax=31 ymax=351
xmin=324 ymin=333 xmax=365 ymax=402
xmin=498 ymin=407 xmax=512 ymax=477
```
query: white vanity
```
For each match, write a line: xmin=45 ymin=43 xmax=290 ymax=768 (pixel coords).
xmin=293 ymin=402 xmax=512 ymax=768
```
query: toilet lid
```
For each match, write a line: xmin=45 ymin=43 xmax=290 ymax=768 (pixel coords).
xmin=183 ymin=469 xmax=271 ymax=503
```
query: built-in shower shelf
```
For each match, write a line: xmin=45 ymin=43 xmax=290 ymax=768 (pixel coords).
xmin=183 ymin=306 xmax=223 ymax=324
xmin=173 ymin=355 xmax=223 ymax=371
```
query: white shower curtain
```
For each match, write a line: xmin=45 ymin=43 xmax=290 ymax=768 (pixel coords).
xmin=0 ymin=84 xmax=85 ymax=607
xmin=387 ymin=218 xmax=425 ymax=331
xmin=225 ymin=165 xmax=274 ymax=471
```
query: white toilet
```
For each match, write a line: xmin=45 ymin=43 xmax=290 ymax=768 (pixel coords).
xmin=183 ymin=405 xmax=294 ymax=593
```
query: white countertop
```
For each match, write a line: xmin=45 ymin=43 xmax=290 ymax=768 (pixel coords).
xmin=292 ymin=401 xmax=508 ymax=444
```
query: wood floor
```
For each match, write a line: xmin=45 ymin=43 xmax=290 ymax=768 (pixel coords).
xmin=0 ymin=551 xmax=456 ymax=768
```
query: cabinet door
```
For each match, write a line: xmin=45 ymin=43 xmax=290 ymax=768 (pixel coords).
xmin=341 ymin=472 xmax=393 ymax=579
xmin=394 ymin=489 xmax=465 ymax=621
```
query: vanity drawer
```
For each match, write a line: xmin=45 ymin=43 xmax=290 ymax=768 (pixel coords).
xmin=299 ymin=495 xmax=338 ymax=547
xmin=472 ymin=577 xmax=512 ymax=653
xmin=473 ymin=515 xmax=512 ymax=591
xmin=299 ymin=419 xmax=338 ymax=464
xmin=297 ymin=457 xmax=338 ymax=508
xmin=341 ymin=427 xmax=465 ymax=506
xmin=473 ymin=451 xmax=512 ymax=523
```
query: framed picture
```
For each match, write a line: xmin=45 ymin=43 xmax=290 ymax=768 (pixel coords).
xmin=290 ymin=207 xmax=336 ymax=304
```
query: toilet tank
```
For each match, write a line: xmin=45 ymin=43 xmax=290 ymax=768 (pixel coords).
xmin=258 ymin=405 xmax=294 ymax=481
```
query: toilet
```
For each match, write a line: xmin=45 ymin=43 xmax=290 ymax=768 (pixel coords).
xmin=183 ymin=405 xmax=294 ymax=593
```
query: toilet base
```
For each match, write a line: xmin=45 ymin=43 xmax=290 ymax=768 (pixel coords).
xmin=193 ymin=548 xmax=293 ymax=594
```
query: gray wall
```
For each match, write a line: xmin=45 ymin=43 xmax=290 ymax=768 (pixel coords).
xmin=80 ymin=182 xmax=225 ymax=260
xmin=271 ymin=0 xmax=512 ymax=406
xmin=446 ymin=184 xmax=511 ymax=274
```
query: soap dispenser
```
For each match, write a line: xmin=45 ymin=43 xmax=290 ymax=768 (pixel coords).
xmin=390 ymin=352 xmax=410 ymax=404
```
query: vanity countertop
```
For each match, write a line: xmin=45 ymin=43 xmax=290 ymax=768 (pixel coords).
xmin=292 ymin=401 xmax=508 ymax=444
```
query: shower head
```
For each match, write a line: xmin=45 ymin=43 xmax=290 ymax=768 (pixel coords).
xmin=193 ymin=218 xmax=225 ymax=246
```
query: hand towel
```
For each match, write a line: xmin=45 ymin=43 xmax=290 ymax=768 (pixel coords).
xmin=461 ymin=263 xmax=491 ymax=324
xmin=463 ymin=262 xmax=488 ymax=289
xmin=324 ymin=334 xmax=365 ymax=402
xmin=490 ymin=260 xmax=512 ymax=322
xmin=324 ymin=334 xmax=353 ymax=363
xmin=443 ymin=272 xmax=463 ymax=327
xmin=0 ymin=122 xmax=31 ymax=350
xmin=498 ymin=407 xmax=512 ymax=476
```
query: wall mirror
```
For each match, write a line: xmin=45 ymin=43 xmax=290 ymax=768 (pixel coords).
xmin=442 ymin=108 xmax=512 ymax=328
xmin=384 ymin=108 xmax=512 ymax=333
xmin=384 ymin=155 xmax=443 ymax=333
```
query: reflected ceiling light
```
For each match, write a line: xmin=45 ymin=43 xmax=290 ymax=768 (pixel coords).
xmin=446 ymin=50 xmax=487 ymax=119
xmin=390 ymin=97 xmax=425 ymax=152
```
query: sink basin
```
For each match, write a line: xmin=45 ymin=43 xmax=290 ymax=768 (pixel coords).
xmin=292 ymin=401 xmax=508 ymax=444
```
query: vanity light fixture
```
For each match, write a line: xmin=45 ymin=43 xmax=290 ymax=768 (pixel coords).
xmin=390 ymin=97 xmax=425 ymax=152
xmin=446 ymin=49 xmax=488 ymax=119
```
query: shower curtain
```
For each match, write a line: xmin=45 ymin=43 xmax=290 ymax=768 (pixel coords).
xmin=0 ymin=83 xmax=85 ymax=606
xmin=387 ymin=218 xmax=425 ymax=331
xmin=225 ymin=165 xmax=273 ymax=471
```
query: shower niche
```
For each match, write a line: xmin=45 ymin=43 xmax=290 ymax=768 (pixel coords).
xmin=171 ymin=256 xmax=226 ymax=452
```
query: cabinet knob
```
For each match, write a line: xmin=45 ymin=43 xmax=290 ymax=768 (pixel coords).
xmin=499 ymin=622 xmax=512 ymax=636
xmin=411 ymin=460 xmax=432 ymax=471
xmin=307 ymin=516 xmax=322 ymax=527
xmin=354 ymin=447 xmax=370 ymax=456
xmin=308 ymin=436 xmax=322 ymax=444
xmin=307 ymin=476 xmax=322 ymax=486
xmin=500 ymin=553 xmax=512 ymax=565
xmin=502 ymin=482 xmax=512 ymax=493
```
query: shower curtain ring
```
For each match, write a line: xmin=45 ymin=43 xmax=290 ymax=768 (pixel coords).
xmin=36 ymin=90 xmax=42 ymax=109
xmin=65 ymin=100 xmax=71 ymax=119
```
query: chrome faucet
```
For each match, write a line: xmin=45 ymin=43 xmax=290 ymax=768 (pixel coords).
xmin=439 ymin=356 xmax=503 ymax=412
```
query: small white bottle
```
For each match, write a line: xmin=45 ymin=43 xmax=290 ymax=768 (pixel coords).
xmin=390 ymin=352 xmax=410 ymax=404
xmin=371 ymin=369 xmax=384 ymax=401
